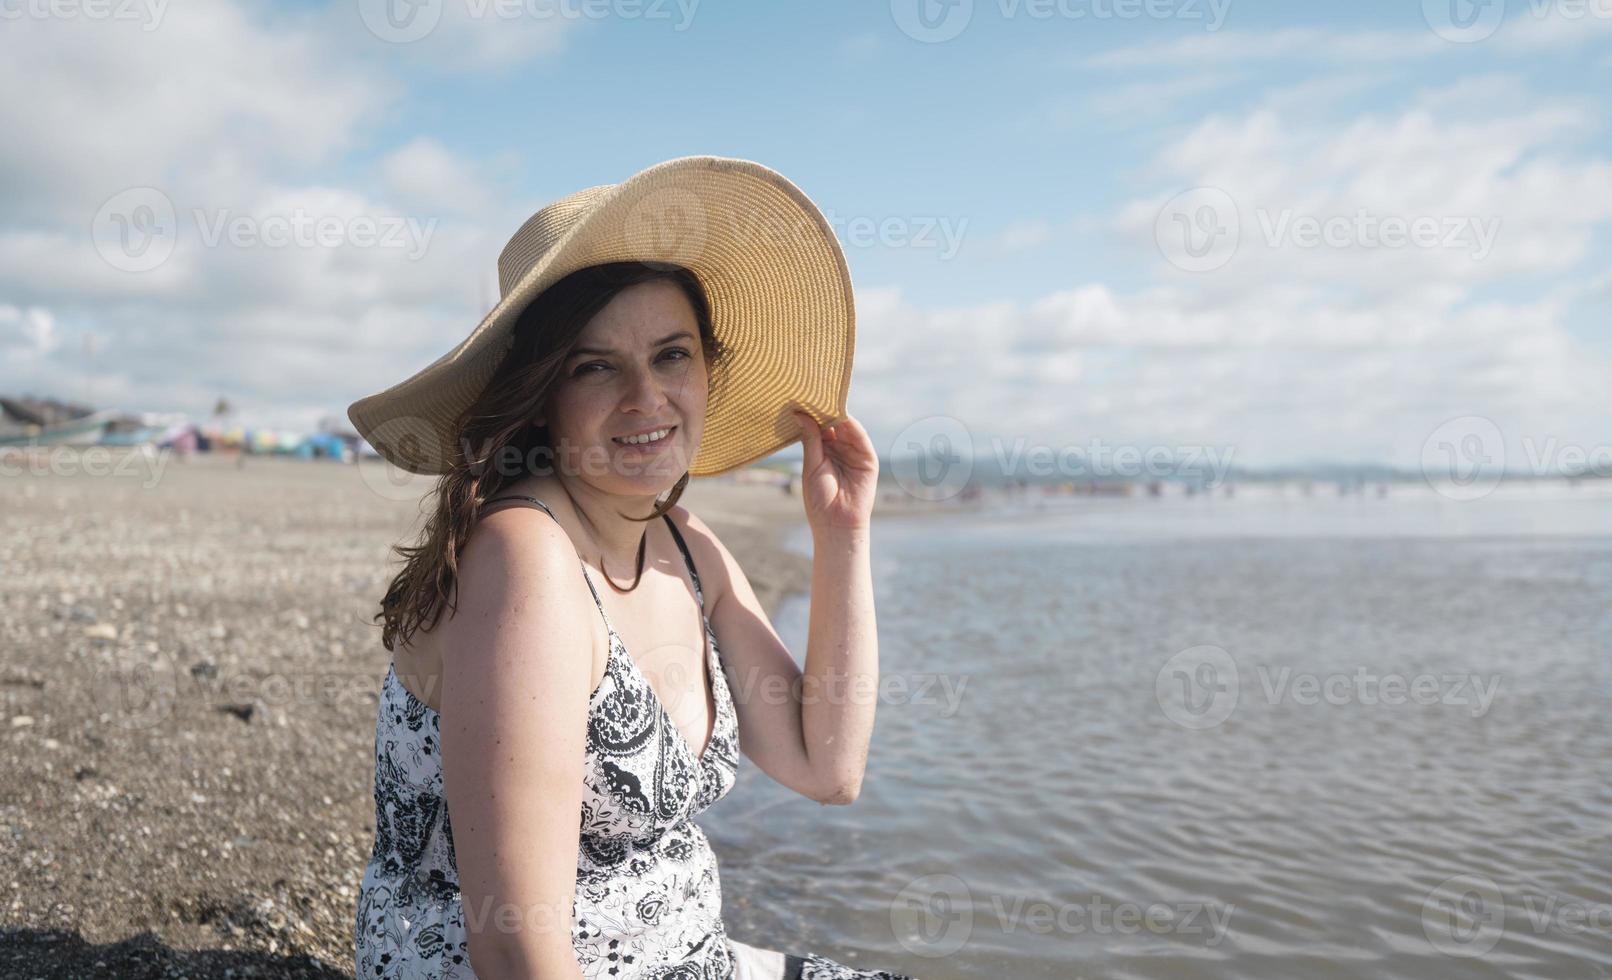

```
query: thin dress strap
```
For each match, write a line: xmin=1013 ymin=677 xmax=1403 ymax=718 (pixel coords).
xmin=660 ymin=513 xmax=705 ymax=612
xmin=483 ymin=494 xmax=614 ymax=635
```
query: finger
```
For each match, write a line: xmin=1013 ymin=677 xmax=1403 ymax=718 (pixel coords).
xmin=827 ymin=415 xmax=876 ymax=466
xmin=793 ymin=410 xmax=822 ymax=470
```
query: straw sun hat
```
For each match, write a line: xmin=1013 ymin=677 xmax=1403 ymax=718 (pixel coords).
xmin=346 ymin=155 xmax=855 ymax=478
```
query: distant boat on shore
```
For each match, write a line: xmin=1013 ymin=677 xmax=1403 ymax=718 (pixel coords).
xmin=0 ymin=407 xmax=118 ymax=447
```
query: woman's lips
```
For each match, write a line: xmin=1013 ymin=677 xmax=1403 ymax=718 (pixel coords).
xmin=612 ymin=425 xmax=677 ymax=450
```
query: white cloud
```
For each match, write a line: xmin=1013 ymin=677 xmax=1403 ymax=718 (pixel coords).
xmin=1079 ymin=28 xmax=1445 ymax=70
xmin=4 ymin=1 xmax=1608 ymax=466
xmin=0 ymin=0 xmax=556 ymax=431
xmin=381 ymin=137 xmax=503 ymax=217
xmin=1115 ymin=97 xmax=1612 ymax=289
xmin=0 ymin=5 xmax=388 ymax=226
xmin=853 ymin=283 xmax=1612 ymax=469
xmin=1078 ymin=15 xmax=1612 ymax=73
xmin=0 ymin=305 xmax=58 ymax=354
xmin=849 ymin=88 xmax=1612 ymax=469
xmin=286 ymin=0 xmax=584 ymax=74
xmin=1498 ymin=1 xmax=1612 ymax=48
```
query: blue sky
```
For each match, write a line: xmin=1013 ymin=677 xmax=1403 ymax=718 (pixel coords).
xmin=3 ymin=0 xmax=1611 ymax=474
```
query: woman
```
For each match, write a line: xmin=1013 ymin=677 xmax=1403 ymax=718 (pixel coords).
xmin=348 ymin=158 xmax=919 ymax=979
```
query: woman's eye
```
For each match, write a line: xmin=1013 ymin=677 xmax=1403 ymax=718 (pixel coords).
xmin=572 ymin=349 xmax=690 ymax=378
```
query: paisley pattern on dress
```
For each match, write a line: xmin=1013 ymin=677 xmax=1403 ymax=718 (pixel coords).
xmin=354 ymin=496 xmax=919 ymax=980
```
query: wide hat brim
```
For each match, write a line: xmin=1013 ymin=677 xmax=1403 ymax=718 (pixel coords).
xmin=346 ymin=155 xmax=854 ymax=478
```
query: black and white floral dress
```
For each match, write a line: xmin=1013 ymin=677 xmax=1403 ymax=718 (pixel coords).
xmin=355 ymin=495 xmax=918 ymax=980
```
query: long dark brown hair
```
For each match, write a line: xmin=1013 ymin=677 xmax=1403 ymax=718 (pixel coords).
xmin=373 ymin=261 xmax=733 ymax=653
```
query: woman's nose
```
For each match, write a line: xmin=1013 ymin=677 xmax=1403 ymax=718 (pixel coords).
xmin=621 ymin=365 xmax=670 ymax=413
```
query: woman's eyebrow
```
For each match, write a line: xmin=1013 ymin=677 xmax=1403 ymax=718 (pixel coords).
xmin=568 ymin=331 xmax=694 ymax=358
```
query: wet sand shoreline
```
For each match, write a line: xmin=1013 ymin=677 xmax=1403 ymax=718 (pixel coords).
xmin=0 ymin=453 xmax=822 ymax=977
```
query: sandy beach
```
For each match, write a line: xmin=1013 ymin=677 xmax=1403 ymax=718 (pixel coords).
xmin=0 ymin=451 xmax=818 ymax=978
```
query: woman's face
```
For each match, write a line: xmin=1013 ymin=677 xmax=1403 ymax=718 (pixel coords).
xmin=543 ymin=279 xmax=707 ymax=493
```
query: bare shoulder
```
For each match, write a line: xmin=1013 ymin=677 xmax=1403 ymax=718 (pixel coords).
xmin=459 ymin=503 xmax=581 ymax=589
xmin=446 ymin=503 xmax=604 ymax=688
xmin=665 ymin=503 xmax=736 ymax=609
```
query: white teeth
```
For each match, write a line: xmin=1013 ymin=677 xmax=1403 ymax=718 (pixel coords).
xmin=617 ymin=427 xmax=671 ymax=446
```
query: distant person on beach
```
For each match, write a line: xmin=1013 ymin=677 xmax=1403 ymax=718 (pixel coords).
xmin=347 ymin=158 xmax=909 ymax=979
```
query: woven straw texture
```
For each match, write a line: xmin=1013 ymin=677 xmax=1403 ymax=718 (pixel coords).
xmin=346 ymin=156 xmax=854 ymax=478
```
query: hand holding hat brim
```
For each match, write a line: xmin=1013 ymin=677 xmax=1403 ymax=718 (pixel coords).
xmin=792 ymin=409 xmax=878 ymax=534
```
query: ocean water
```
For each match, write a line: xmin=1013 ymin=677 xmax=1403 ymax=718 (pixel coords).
xmin=704 ymin=486 xmax=1612 ymax=979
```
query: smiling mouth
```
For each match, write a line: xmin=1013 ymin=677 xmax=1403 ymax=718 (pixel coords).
xmin=612 ymin=425 xmax=677 ymax=448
